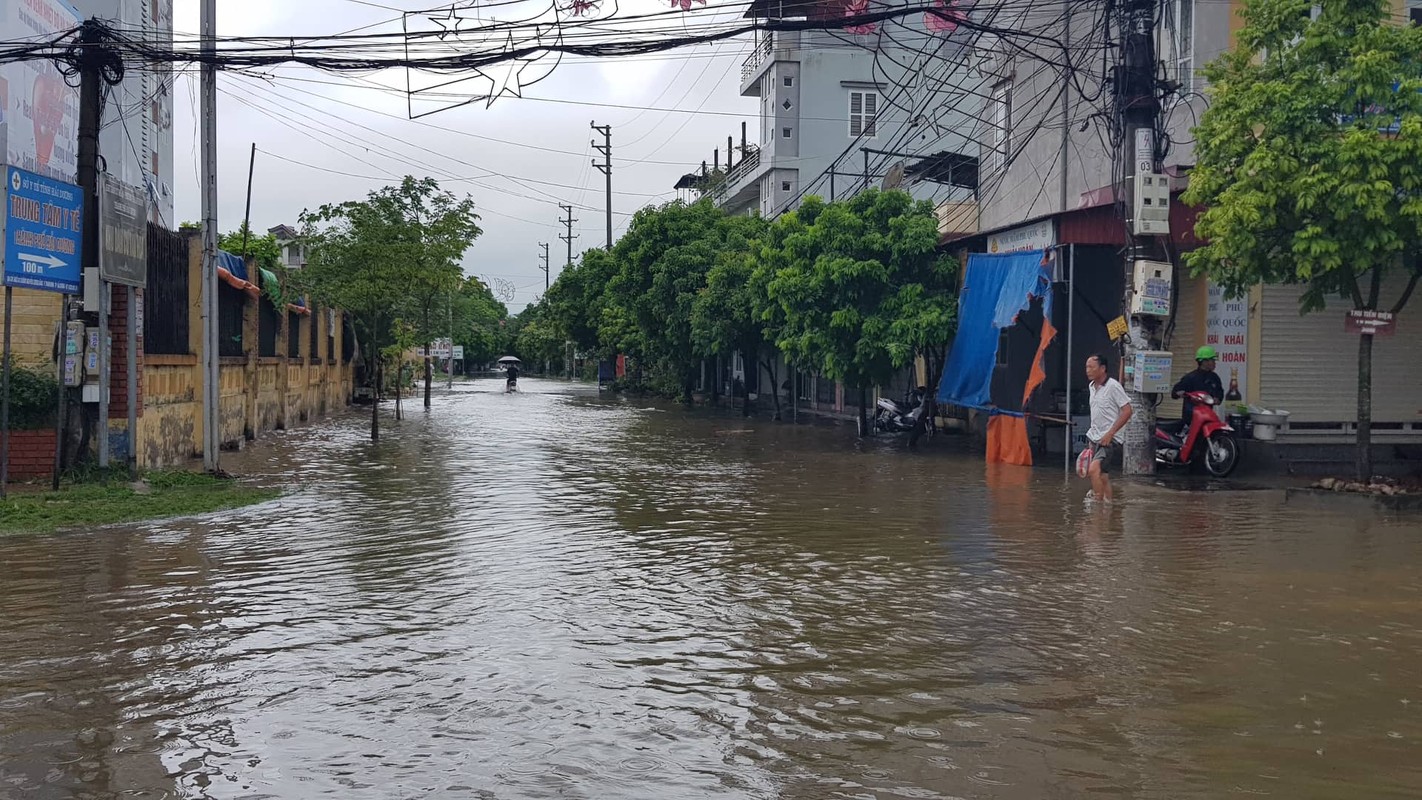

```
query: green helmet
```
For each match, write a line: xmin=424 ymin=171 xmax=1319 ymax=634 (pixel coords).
xmin=1195 ymin=345 xmax=1218 ymax=361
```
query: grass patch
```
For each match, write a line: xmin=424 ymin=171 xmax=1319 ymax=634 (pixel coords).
xmin=0 ymin=471 xmax=281 ymax=536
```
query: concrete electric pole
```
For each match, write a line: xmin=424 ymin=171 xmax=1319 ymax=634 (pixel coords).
xmin=200 ymin=0 xmax=220 ymax=473
xmin=1117 ymin=0 xmax=1168 ymax=476
xmin=591 ymin=122 xmax=613 ymax=250
xmin=558 ymin=204 xmax=578 ymax=272
xmin=539 ymin=242 xmax=550 ymax=290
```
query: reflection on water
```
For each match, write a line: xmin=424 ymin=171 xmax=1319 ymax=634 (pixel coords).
xmin=2 ymin=378 xmax=1420 ymax=799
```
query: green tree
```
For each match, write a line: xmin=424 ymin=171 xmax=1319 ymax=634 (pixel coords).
xmin=758 ymin=190 xmax=957 ymax=437
xmin=605 ymin=199 xmax=726 ymax=401
xmin=297 ymin=177 xmax=479 ymax=441
xmin=450 ymin=277 xmax=506 ymax=370
xmin=378 ymin=179 xmax=482 ymax=409
xmin=691 ymin=214 xmax=772 ymax=416
xmin=1184 ymin=0 xmax=1422 ymax=480
xmin=545 ymin=248 xmax=617 ymax=360
xmin=218 ymin=223 xmax=282 ymax=273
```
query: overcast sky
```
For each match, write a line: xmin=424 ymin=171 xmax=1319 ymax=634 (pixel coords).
xmin=172 ymin=0 xmax=756 ymax=310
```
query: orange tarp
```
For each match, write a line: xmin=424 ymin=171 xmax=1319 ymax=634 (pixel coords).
xmin=986 ymin=311 xmax=1059 ymax=467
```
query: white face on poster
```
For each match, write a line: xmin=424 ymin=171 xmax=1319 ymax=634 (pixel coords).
xmin=1205 ymin=282 xmax=1249 ymax=401
xmin=2 ymin=0 xmax=82 ymax=182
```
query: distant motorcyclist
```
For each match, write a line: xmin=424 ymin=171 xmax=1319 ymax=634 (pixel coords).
xmin=1170 ymin=345 xmax=1224 ymax=433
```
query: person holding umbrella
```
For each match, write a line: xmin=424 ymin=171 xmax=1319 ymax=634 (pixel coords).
xmin=499 ymin=356 xmax=521 ymax=392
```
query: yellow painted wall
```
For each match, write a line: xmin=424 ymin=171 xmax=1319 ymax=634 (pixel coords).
xmin=0 ymin=289 xmax=64 ymax=366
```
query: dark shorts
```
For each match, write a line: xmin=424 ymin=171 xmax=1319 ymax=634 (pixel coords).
xmin=1090 ymin=440 xmax=1116 ymax=474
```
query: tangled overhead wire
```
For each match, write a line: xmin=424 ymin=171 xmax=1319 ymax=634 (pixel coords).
xmin=5 ymin=3 xmax=1077 ymax=77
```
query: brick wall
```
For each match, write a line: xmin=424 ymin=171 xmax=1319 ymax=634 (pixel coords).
xmin=5 ymin=429 xmax=56 ymax=479
xmin=107 ymin=285 xmax=145 ymax=420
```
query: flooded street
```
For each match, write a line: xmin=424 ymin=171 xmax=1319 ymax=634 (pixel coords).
xmin=2 ymin=378 xmax=1420 ymax=799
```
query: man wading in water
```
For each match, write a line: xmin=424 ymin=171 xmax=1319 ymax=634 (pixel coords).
xmin=1084 ymin=353 xmax=1133 ymax=503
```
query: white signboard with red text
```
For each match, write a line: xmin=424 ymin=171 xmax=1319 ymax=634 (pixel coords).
xmin=1205 ymin=282 xmax=1250 ymax=403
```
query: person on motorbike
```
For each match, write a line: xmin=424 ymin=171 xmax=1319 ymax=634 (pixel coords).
xmin=1169 ymin=345 xmax=1224 ymax=435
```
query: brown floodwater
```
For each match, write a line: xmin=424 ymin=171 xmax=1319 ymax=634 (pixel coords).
xmin=1 ymin=378 xmax=1420 ymax=799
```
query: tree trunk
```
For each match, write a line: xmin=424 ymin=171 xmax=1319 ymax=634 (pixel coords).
xmin=908 ymin=350 xmax=944 ymax=447
xmin=395 ymin=363 xmax=403 ymax=421
xmin=683 ymin=373 xmax=695 ymax=406
xmin=858 ymin=384 xmax=869 ymax=437
xmin=1357 ymin=332 xmax=1373 ymax=482
xmin=424 ymin=347 xmax=432 ymax=410
xmin=371 ymin=356 xmax=381 ymax=443
xmin=763 ymin=360 xmax=781 ymax=421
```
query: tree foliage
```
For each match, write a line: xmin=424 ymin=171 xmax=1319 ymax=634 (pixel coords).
xmin=296 ymin=176 xmax=481 ymax=440
xmin=527 ymin=190 xmax=956 ymax=436
xmin=218 ymin=224 xmax=282 ymax=274
xmin=1184 ymin=0 xmax=1422 ymax=478
xmin=1185 ymin=0 xmax=1422 ymax=310
xmin=758 ymin=190 xmax=957 ymax=433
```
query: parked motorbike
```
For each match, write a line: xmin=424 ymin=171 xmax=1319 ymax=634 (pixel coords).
xmin=1154 ymin=390 xmax=1240 ymax=477
xmin=874 ymin=387 xmax=932 ymax=435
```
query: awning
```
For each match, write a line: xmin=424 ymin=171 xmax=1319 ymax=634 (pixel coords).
xmin=287 ymin=295 xmax=310 ymax=316
xmin=216 ymin=250 xmax=260 ymax=299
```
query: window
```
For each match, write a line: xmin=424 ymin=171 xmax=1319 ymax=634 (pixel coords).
xmin=287 ymin=312 xmax=302 ymax=359
xmin=783 ymin=75 xmax=793 ymax=87
xmin=782 ymin=127 xmax=792 ymax=138
xmin=781 ymin=181 xmax=791 ymax=192
xmin=990 ymin=81 xmax=1012 ymax=171
xmin=1163 ymin=0 xmax=1195 ymax=87
xmin=849 ymin=90 xmax=879 ymax=138
xmin=1410 ymin=0 xmax=1422 ymax=26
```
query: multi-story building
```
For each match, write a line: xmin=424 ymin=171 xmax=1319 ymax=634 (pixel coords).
xmin=72 ymin=0 xmax=176 ymax=225
xmin=952 ymin=0 xmax=1422 ymax=462
xmin=269 ymin=224 xmax=307 ymax=270
xmin=683 ymin=0 xmax=982 ymax=235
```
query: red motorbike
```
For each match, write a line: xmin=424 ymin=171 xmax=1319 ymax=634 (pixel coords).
xmin=1154 ymin=390 xmax=1240 ymax=477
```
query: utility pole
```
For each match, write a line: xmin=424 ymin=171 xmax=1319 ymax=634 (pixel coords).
xmin=591 ymin=122 xmax=613 ymax=249
xmin=558 ymin=204 xmax=578 ymax=273
xmin=1116 ymin=0 xmax=1165 ymax=476
xmin=538 ymin=242 xmax=550 ymax=290
xmin=200 ymin=0 xmax=220 ymax=472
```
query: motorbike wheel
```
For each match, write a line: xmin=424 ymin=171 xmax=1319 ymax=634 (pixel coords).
xmin=1202 ymin=432 xmax=1240 ymax=478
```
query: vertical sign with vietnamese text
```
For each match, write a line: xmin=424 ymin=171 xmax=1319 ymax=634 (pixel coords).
xmin=3 ymin=166 xmax=83 ymax=294
xmin=1205 ymin=282 xmax=1249 ymax=402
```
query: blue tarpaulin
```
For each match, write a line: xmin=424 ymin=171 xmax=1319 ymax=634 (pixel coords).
xmin=937 ymin=250 xmax=1053 ymax=412
xmin=217 ymin=250 xmax=249 ymax=282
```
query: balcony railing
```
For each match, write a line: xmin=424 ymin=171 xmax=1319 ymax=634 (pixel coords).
xmin=741 ymin=34 xmax=774 ymax=84
xmin=709 ymin=147 xmax=762 ymax=204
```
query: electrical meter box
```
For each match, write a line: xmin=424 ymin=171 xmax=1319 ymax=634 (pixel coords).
xmin=1132 ymin=172 xmax=1171 ymax=236
xmin=1130 ymin=259 xmax=1172 ymax=317
xmin=1132 ymin=350 xmax=1174 ymax=394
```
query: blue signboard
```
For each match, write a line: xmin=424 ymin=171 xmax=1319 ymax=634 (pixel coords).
xmin=3 ymin=166 xmax=84 ymax=294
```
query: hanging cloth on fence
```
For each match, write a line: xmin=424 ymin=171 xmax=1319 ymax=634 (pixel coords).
xmin=936 ymin=249 xmax=1058 ymax=466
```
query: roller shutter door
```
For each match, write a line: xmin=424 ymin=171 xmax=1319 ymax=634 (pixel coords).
xmin=1259 ymin=276 xmax=1422 ymax=429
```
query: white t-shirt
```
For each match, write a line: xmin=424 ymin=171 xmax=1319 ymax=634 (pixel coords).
xmin=1087 ymin=377 xmax=1132 ymax=443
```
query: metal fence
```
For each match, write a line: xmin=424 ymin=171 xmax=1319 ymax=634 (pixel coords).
xmin=259 ymin=301 xmax=280 ymax=357
xmin=143 ymin=223 xmax=189 ymax=355
xmin=218 ymin=283 xmax=245 ymax=357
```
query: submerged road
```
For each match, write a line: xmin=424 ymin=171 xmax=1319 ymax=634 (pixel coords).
xmin=2 ymin=378 xmax=1419 ymax=798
